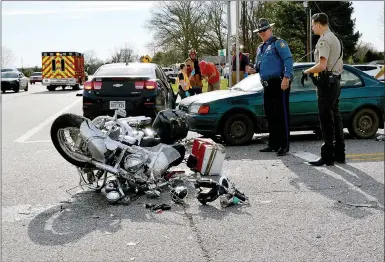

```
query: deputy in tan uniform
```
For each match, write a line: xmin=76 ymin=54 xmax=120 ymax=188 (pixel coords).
xmin=301 ymin=12 xmax=345 ymax=166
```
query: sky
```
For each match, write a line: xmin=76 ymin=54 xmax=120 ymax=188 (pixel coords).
xmin=2 ymin=1 xmax=384 ymax=68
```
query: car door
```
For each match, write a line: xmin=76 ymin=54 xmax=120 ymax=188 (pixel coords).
xmin=18 ymin=73 xmax=27 ymax=88
xmin=289 ymin=67 xmax=319 ymax=128
xmin=156 ymin=66 xmax=174 ymax=106
xmin=155 ymin=66 xmax=170 ymax=108
xmin=338 ymin=66 xmax=366 ymax=121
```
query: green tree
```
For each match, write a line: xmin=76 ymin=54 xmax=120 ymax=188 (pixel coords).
xmin=309 ymin=1 xmax=360 ymax=60
xmin=244 ymin=1 xmax=361 ymax=62
xmin=152 ymin=52 xmax=164 ymax=66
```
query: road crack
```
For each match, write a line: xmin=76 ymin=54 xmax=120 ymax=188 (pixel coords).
xmin=182 ymin=206 xmax=212 ymax=262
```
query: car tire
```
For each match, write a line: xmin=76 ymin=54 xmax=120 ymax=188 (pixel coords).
xmin=348 ymin=107 xmax=379 ymax=139
xmin=14 ymin=85 xmax=20 ymax=93
xmin=47 ymin=86 xmax=55 ymax=91
xmin=73 ymin=84 xmax=80 ymax=90
xmin=24 ymin=82 xmax=28 ymax=91
xmin=222 ymin=113 xmax=254 ymax=146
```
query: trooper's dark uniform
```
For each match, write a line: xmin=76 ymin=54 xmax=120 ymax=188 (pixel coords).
xmin=304 ymin=28 xmax=345 ymax=166
xmin=254 ymin=19 xmax=294 ymax=156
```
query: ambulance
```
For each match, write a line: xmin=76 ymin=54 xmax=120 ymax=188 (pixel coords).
xmin=41 ymin=51 xmax=86 ymax=91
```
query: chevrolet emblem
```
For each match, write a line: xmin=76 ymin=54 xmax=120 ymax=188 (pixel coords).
xmin=113 ymin=84 xmax=123 ymax=87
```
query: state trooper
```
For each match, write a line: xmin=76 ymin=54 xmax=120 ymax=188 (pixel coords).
xmin=249 ymin=18 xmax=294 ymax=156
xmin=301 ymin=13 xmax=345 ymax=166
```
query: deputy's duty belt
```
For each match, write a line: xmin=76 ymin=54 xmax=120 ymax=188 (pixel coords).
xmin=261 ymin=76 xmax=282 ymax=87
xmin=262 ymin=80 xmax=269 ymax=87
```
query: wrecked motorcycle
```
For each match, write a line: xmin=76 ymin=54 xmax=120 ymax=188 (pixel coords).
xmin=50 ymin=109 xmax=189 ymax=204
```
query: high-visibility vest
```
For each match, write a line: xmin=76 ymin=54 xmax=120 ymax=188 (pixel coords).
xmin=176 ymin=72 xmax=191 ymax=90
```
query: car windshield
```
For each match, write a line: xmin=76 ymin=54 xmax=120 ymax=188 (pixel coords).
xmin=1 ymin=72 xmax=18 ymax=78
xmin=94 ymin=64 xmax=154 ymax=77
xmin=31 ymin=72 xmax=41 ymax=76
xmin=230 ymin=73 xmax=263 ymax=92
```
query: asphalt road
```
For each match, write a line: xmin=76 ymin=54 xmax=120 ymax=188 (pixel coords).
xmin=2 ymin=83 xmax=384 ymax=262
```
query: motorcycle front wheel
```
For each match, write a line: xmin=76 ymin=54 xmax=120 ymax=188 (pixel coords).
xmin=50 ymin=113 xmax=90 ymax=168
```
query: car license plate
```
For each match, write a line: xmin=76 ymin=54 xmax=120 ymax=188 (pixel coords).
xmin=110 ymin=101 xmax=125 ymax=109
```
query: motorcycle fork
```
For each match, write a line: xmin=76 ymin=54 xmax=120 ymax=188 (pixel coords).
xmin=110 ymin=146 xmax=129 ymax=197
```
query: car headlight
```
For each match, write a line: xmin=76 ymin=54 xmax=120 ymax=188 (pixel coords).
xmin=189 ymin=104 xmax=201 ymax=114
xmin=189 ymin=104 xmax=210 ymax=115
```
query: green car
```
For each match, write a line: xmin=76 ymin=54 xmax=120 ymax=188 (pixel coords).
xmin=178 ymin=63 xmax=385 ymax=146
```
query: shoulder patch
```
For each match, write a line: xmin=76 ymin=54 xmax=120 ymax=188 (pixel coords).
xmin=319 ymin=40 xmax=326 ymax=48
xmin=280 ymin=41 xmax=286 ymax=48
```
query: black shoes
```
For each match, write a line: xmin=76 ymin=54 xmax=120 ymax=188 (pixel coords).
xmin=308 ymin=158 xmax=334 ymax=166
xmin=259 ymin=146 xmax=278 ymax=152
xmin=276 ymin=147 xmax=289 ymax=156
xmin=259 ymin=146 xmax=289 ymax=156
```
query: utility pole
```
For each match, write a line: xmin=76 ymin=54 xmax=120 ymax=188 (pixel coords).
xmin=303 ymin=1 xmax=309 ymax=62
xmin=235 ymin=0 xmax=240 ymax=84
xmin=227 ymin=0 xmax=232 ymax=88
xmin=309 ymin=5 xmax=313 ymax=62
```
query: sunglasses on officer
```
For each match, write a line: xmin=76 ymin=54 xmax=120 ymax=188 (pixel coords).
xmin=257 ymin=28 xmax=269 ymax=34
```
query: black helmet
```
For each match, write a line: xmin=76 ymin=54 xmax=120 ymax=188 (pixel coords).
xmin=170 ymin=186 xmax=188 ymax=203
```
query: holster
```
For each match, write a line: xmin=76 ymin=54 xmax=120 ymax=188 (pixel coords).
xmin=310 ymin=74 xmax=318 ymax=86
xmin=318 ymin=71 xmax=340 ymax=88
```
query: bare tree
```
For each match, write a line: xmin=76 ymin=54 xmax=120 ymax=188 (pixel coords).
xmin=238 ymin=1 xmax=272 ymax=60
xmin=200 ymin=1 xmax=227 ymax=56
xmin=109 ymin=43 xmax=134 ymax=63
xmin=354 ymin=41 xmax=375 ymax=63
xmin=144 ymin=1 xmax=208 ymax=58
xmin=84 ymin=50 xmax=105 ymax=74
xmin=84 ymin=50 xmax=99 ymax=65
xmin=1 ymin=46 xmax=15 ymax=68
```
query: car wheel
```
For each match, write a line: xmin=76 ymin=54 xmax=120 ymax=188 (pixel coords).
xmin=14 ymin=85 xmax=20 ymax=93
xmin=222 ymin=113 xmax=254 ymax=146
xmin=47 ymin=86 xmax=55 ymax=91
xmin=24 ymin=82 xmax=28 ymax=91
xmin=348 ymin=107 xmax=379 ymax=139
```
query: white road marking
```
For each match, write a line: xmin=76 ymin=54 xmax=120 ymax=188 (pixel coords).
xmin=294 ymin=151 xmax=384 ymax=209
xmin=292 ymin=151 xmax=318 ymax=162
xmin=22 ymin=140 xmax=52 ymax=143
xmin=14 ymin=99 xmax=81 ymax=143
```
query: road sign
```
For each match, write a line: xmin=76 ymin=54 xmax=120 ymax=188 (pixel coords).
xmin=218 ymin=49 xmax=226 ymax=56
xmin=140 ymin=55 xmax=152 ymax=63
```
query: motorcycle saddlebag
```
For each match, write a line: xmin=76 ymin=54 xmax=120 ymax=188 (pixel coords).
xmin=190 ymin=138 xmax=226 ymax=176
xmin=152 ymin=109 xmax=189 ymax=144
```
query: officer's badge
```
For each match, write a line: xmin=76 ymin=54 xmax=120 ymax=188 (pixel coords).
xmin=267 ymin=45 xmax=271 ymax=51
xmin=280 ymin=42 xmax=286 ymax=48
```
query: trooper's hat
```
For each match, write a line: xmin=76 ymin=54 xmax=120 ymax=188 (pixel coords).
xmin=253 ymin=18 xmax=275 ymax=33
